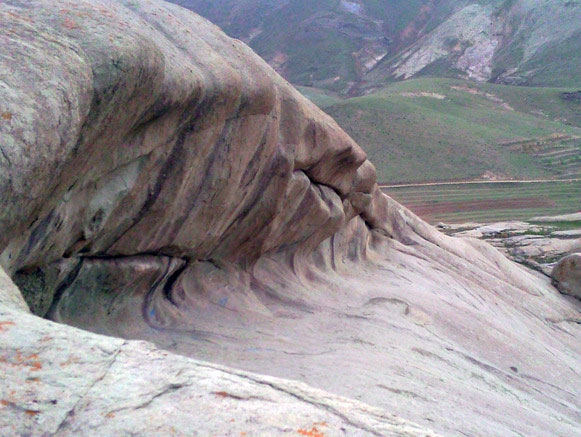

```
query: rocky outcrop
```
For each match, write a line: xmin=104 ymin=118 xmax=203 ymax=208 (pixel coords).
xmin=553 ymin=253 xmax=581 ymax=299
xmin=440 ymin=217 xmax=581 ymax=276
xmin=561 ymin=91 xmax=581 ymax=104
xmin=0 ymin=0 xmax=386 ymax=313
xmin=367 ymin=0 xmax=581 ymax=89
xmin=386 ymin=4 xmax=499 ymax=82
xmin=1 ymin=1 xmax=580 ymax=436
xmin=0 ymin=270 xmax=435 ymax=437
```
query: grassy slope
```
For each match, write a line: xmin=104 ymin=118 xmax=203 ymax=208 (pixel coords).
xmin=480 ymin=83 xmax=581 ymax=128
xmin=294 ymin=86 xmax=344 ymax=108
xmin=322 ymin=78 xmax=581 ymax=183
xmin=519 ymin=31 xmax=581 ymax=88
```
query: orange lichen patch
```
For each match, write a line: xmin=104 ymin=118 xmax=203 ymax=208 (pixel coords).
xmin=8 ymin=351 xmax=43 ymax=371
xmin=25 ymin=410 xmax=39 ymax=416
xmin=1 ymin=112 xmax=12 ymax=121
xmin=240 ymin=433 xmax=247 ymax=437
xmin=0 ymin=400 xmax=10 ymax=407
xmin=29 ymin=360 xmax=43 ymax=371
xmin=105 ymin=412 xmax=116 ymax=418
xmin=62 ymin=18 xmax=79 ymax=30
xmin=74 ymin=11 xmax=91 ymax=19
xmin=298 ymin=426 xmax=325 ymax=437
xmin=213 ymin=391 xmax=243 ymax=400
xmin=0 ymin=321 xmax=15 ymax=332
xmin=60 ymin=356 xmax=80 ymax=367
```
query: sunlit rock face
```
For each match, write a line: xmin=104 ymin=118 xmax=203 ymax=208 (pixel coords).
xmin=0 ymin=1 xmax=580 ymax=436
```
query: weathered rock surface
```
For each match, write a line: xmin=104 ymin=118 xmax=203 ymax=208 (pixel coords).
xmin=0 ymin=270 xmax=435 ymax=437
xmin=553 ymin=253 xmax=581 ymax=300
xmin=0 ymin=1 xmax=580 ymax=436
xmin=389 ymin=4 xmax=499 ymax=82
xmin=440 ymin=218 xmax=581 ymax=276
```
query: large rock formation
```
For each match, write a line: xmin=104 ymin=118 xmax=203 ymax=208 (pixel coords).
xmin=0 ymin=1 xmax=580 ymax=436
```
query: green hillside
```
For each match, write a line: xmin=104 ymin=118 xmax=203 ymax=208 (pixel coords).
xmin=323 ymin=79 xmax=581 ymax=183
xmin=294 ymin=86 xmax=344 ymax=108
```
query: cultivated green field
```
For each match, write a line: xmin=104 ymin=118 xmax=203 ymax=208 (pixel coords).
xmin=384 ymin=180 xmax=581 ymax=224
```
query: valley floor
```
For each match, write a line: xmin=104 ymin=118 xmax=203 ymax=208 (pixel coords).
xmin=384 ymin=180 xmax=581 ymax=224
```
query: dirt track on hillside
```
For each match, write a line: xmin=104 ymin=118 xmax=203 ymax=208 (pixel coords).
xmin=380 ymin=178 xmax=581 ymax=189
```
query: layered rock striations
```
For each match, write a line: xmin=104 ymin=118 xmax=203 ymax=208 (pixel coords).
xmin=0 ymin=1 xmax=580 ymax=436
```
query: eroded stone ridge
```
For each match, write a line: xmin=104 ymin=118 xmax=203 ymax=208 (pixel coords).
xmin=0 ymin=1 xmax=580 ymax=436
xmin=0 ymin=0 xmax=396 ymax=325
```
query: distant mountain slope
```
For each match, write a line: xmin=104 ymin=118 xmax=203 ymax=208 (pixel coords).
xmin=170 ymin=0 xmax=581 ymax=93
xmin=169 ymin=0 xmax=461 ymax=92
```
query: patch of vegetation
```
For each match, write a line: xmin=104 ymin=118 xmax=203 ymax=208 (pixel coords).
xmin=415 ymin=58 xmax=466 ymax=80
xmin=295 ymin=86 xmax=344 ymax=108
xmin=519 ymin=31 xmax=581 ymax=88
xmin=528 ymin=220 xmax=581 ymax=231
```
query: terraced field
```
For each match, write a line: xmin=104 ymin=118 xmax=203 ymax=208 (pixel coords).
xmin=501 ymin=135 xmax=581 ymax=179
xmin=384 ymin=180 xmax=581 ymax=224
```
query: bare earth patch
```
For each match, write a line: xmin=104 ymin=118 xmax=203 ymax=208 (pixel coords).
xmin=451 ymin=85 xmax=514 ymax=111
xmin=400 ymin=91 xmax=446 ymax=99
